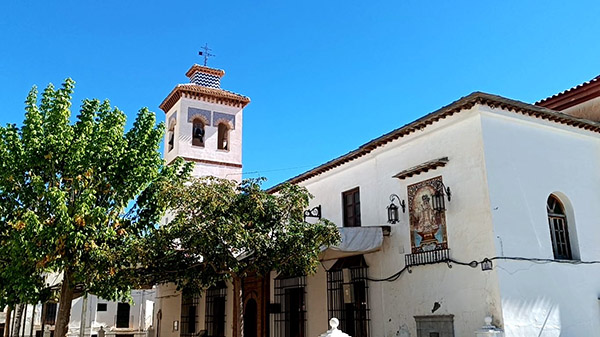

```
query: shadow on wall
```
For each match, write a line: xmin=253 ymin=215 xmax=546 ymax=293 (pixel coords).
xmin=502 ymin=297 xmax=560 ymax=337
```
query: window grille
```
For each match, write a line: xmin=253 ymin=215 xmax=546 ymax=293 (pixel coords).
xmin=273 ymin=275 xmax=306 ymax=337
xmin=181 ymin=291 xmax=201 ymax=337
xmin=547 ymin=195 xmax=572 ymax=260
xmin=44 ymin=302 xmax=58 ymax=325
xmin=205 ymin=282 xmax=227 ymax=337
xmin=342 ymin=188 xmax=361 ymax=227
xmin=327 ymin=256 xmax=370 ymax=337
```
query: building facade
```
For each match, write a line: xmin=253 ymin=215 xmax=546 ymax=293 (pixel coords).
xmin=2 ymin=290 xmax=154 ymax=337
xmin=154 ymin=66 xmax=600 ymax=337
xmin=154 ymin=64 xmax=249 ymax=337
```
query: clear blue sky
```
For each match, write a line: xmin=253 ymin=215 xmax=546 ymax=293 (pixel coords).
xmin=1 ymin=1 xmax=599 ymax=187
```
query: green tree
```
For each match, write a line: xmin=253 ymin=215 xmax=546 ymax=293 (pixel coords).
xmin=0 ymin=79 xmax=190 ymax=337
xmin=141 ymin=176 xmax=340 ymax=294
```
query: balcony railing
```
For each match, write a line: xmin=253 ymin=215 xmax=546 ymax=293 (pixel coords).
xmin=405 ymin=249 xmax=450 ymax=267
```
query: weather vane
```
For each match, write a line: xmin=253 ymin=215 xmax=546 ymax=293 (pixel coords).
xmin=198 ymin=43 xmax=215 ymax=66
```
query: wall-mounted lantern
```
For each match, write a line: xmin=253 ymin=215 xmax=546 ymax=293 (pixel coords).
xmin=304 ymin=205 xmax=322 ymax=221
xmin=481 ymin=258 xmax=493 ymax=271
xmin=431 ymin=181 xmax=451 ymax=212
xmin=387 ymin=194 xmax=406 ymax=224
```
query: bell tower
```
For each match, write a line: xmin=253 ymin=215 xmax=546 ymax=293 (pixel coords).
xmin=160 ymin=64 xmax=250 ymax=180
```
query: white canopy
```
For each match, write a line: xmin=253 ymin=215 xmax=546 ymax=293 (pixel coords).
xmin=320 ymin=226 xmax=384 ymax=261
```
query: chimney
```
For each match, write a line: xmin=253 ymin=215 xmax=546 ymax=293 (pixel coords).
xmin=185 ymin=64 xmax=225 ymax=89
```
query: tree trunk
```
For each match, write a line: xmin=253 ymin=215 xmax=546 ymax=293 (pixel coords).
xmin=12 ymin=304 xmax=24 ymax=337
xmin=54 ymin=272 xmax=74 ymax=337
xmin=4 ymin=306 xmax=12 ymax=337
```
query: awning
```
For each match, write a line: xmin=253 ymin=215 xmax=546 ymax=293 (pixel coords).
xmin=320 ymin=226 xmax=386 ymax=261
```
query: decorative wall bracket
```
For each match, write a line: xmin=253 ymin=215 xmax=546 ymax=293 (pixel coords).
xmin=304 ymin=205 xmax=322 ymax=221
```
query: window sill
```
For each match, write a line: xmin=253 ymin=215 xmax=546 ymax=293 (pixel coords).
xmin=216 ymin=149 xmax=230 ymax=153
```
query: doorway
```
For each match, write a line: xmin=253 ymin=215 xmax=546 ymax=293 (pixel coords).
xmin=243 ymin=299 xmax=257 ymax=337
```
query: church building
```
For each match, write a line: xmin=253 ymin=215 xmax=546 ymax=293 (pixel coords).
xmin=154 ymin=63 xmax=600 ymax=337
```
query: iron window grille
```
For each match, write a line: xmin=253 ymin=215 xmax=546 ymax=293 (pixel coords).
xmin=44 ymin=302 xmax=58 ymax=326
xmin=181 ymin=291 xmax=201 ymax=337
xmin=205 ymin=282 xmax=227 ymax=337
xmin=327 ymin=256 xmax=370 ymax=337
xmin=272 ymin=275 xmax=307 ymax=337
xmin=547 ymin=195 xmax=573 ymax=260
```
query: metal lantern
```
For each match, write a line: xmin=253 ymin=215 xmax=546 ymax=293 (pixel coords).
xmin=481 ymin=258 xmax=493 ymax=271
xmin=387 ymin=194 xmax=406 ymax=224
xmin=431 ymin=181 xmax=451 ymax=213
xmin=387 ymin=202 xmax=399 ymax=224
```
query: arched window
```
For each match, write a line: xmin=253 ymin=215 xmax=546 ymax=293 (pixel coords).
xmin=192 ymin=120 xmax=205 ymax=147
xmin=167 ymin=125 xmax=175 ymax=152
xmin=547 ymin=195 xmax=572 ymax=260
xmin=217 ymin=123 xmax=230 ymax=150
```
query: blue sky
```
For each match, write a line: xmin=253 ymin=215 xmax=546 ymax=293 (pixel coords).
xmin=1 ymin=1 xmax=600 ymax=187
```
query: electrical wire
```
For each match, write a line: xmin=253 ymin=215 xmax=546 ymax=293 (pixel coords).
xmin=365 ymin=256 xmax=600 ymax=283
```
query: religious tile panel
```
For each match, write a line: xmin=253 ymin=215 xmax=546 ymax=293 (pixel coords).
xmin=213 ymin=111 xmax=236 ymax=130
xmin=187 ymin=107 xmax=211 ymax=125
xmin=407 ymin=176 xmax=448 ymax=253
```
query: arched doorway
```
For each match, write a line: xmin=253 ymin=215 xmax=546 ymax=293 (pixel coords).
xmin=244 ymin=299 xmax=257 ymax=337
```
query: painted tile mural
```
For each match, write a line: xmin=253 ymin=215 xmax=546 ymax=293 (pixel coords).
xmin=407 ymin=176 xmax=448 ymax=253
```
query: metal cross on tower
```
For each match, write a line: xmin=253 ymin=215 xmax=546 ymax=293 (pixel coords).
xmin=198 ymin=43 xmax=215 ymax=66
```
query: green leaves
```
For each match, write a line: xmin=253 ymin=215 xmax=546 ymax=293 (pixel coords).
xmin=0 ymin=80 xmax=189 ymax=308
xmin=143 ymin=177 xmax=340 ymax=295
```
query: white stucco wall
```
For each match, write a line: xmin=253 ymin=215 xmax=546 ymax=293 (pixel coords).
xmin=155 ymin=284 xmax=181 ymax=337
xmin=480 ymin=106 xmax=600 ymax=337
xmin=297 ymin=106 xmax=503 ymax=337
xmin=67 ymin=290 xmax=155 ymax=337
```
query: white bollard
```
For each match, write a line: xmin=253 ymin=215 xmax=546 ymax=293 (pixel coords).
xmin=475 ymin=316 xmax=504 ymax=337
xmin=318 ymin=318 xmax=351 ymax=337
xmin=43 ymin=327 xmax=51 ymax=337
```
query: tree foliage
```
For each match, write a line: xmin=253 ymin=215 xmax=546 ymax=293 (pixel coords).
xmin=142 ymin=177 xmax=340 ymax=294
xmin=0 ymin=79 xmax=190 ymax=336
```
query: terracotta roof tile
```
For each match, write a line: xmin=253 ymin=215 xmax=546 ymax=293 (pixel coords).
xmin=268 ymin=92 xmax=600 ymax=193
xmin=536 ymin=75 xmax=600 ymax=110
xmin=160 ymin=84 xmax=250 ymax=112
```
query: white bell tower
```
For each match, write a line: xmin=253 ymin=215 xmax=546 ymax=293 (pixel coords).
xmin=160 ymin=64 xmax=250 ymax=181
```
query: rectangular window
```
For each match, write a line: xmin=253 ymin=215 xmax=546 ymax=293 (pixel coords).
xmin=342 ymin=188 xmax=361 ymax=227
xmin=97 ymin=303 xmax=107 ymax=312
xmin=273 ymin=276 xmax=306 ymax=337
xmin=414 ymin=315 xmax=454 ymax=337
xmin=327 ymin=256 xmax=370 ymax=337
xmin=116 ymin=303 xmax=130 ymax=328
xmin=44 ymin=303 xmax=58 ymax=325
xmin=181 ymin=292 xmax=200 ymax=337
xmin=206 ymin=283 xmax=227 ymax=337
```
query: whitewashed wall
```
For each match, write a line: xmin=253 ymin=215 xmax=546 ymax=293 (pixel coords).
xmin=67 ymin=290 xmax=155 ymax=337
xmin=298 ymin=106 xmax=503 ymax=337
xmin=480 ymin=106 xmax=600 ymax=337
